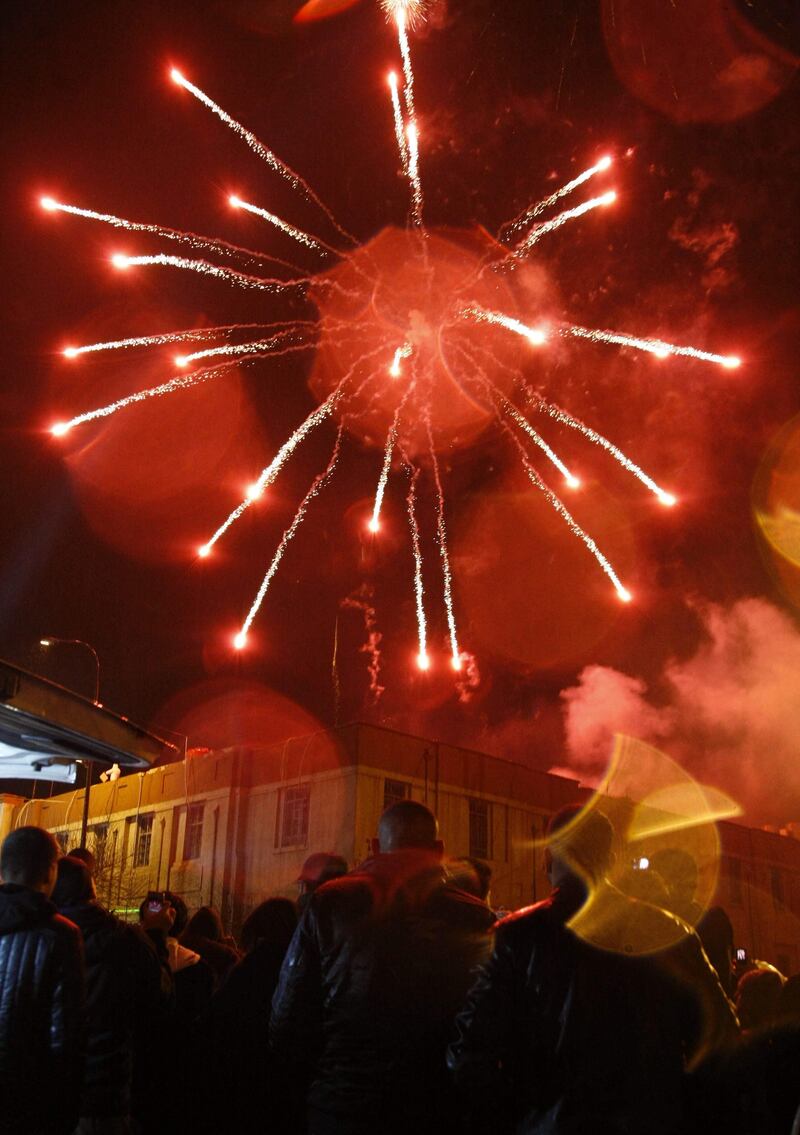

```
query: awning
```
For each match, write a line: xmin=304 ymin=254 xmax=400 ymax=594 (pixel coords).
xmin=0 ymin=659 xmax=178 ymax=783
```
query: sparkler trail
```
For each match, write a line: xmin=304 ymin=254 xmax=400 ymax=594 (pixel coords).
xmin=110 ymin=252 xmax=308 ymax=293
xmin=405 ymin=462 xmax=429 ymax=669
xmin=228 ymin=195 xmax=334 ymax=256
xmin=388 ymin=72 xmax=410 ymax=175
xmin=426 ymin=417 xmax=461 ymax=670
xmin=502 ymin=398 xmax=581 ymax=488
xmin=389 ymin=343 xmax=413 ymax=377
xmin=341 ymin=584 xmax=385 ymax=703
xmin=39 ymin=196 xmax=294 ymax=271
xmin=563 ymin=324 xmax=741 ymax=368
xmin=174 ymin=328 xmax=312 ymax=368
xmin=506 ymin=424 xmax=632 ymax=603
xmin=235 ymin=426 xmax=344 ymax=648
xmin=200 ymin=391 xmax=341 ymax=556
xmin=369 ymin=411 xmax=400 ymax=533
xmin=501 ymin=154 xmax=613 ymax=242
xmin=460 ymin=306 xmax=547 ymax=346
xmin=49 ymin=360 xmax=244 ymax=435
xmin=169 ymin=69 xmax=355 ymax=245
xmin=534 ymin=398 xmax=676 ymax=506
xmin=514 ymin=191 xmax=617 ymax=254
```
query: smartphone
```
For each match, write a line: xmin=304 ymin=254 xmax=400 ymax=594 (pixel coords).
xmin=735 ymin=947 xmax=747 ymax=963
xmin=146 ymin=891 xmax=167 ymax=912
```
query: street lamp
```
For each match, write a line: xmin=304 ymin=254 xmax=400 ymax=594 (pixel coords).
xmin=39 ymin=637 xmax=100 ymax=704
xmin=39 ymin=636 xmax=101 ymax=851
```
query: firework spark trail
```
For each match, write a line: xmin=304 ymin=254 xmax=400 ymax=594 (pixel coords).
xmin=502 ymin=398 xmax=581 ymax=488
xmin=388 ymin=7 xmax=424 ymax=227
xmin=235 ymin=426 xmax=344 ymax=647
xmin=387 ymin=72 xmax=410 ymax=175
xmin=389 ymin=342 xmax=413 ymax=377
xmin=61 ymin=327 xmax=226 ymax=359
xmin=170 ymin=69 xmax=356 ymax=246
xmin=500 ymin=154 xmax=613 ymax=242
xmin=460 ymin=306 xmax=547 ymax=345
xmin=200 ymin=391 xmax=340 ymax=556
xmin=425 ymin=416 xmax=462 ymax=670
xmin=49 ymin=360 xmax=245 ymax=435
xmin=202 ymin=344 xmax=387 ymax=555
xmin=228 ymin=194 xmax=336 ymax=256
xmin=406 ymin=124 xmax=424 ymax=227
xmin=405 ymin=462 xmax=429 ymax=668
xmin=39 ymin=197 xmax=297 ymax=272
xmin=341 ymin=584 xmax=385 ymax=703
xmin=534 ymin=397 xmax=676 ymax=505
xmin=111 ymin=252 xmax=309 ymax=292
xmin=175 ymin=328 xmax=310 ymax=367
xmin=563 ymin=324 xmax=741 ymax=368
xmin=368 ymin=381 xmax=415 ymax=531
xmin=514 ymin=191 xmax=616 ymax=255
xmin=504 ymin=422 xmax=632 ymax=602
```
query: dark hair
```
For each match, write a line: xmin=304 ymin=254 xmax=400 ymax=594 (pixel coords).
xmin=52 ymin=855 xmax=94 ymax=908
xmin=1 ymin=826 xmax=60 ymax=889
xmin=68 ymin=846 xmax=96 ymax=873
xmin=378 ymin=800 xmax=438 ymax=851
xmin=240 ymin=898 xmax=298 ymax=955
xmin=181 ymin=905 xmax=224 ymax=944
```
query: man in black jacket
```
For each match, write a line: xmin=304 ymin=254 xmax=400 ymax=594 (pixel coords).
xmin=270 ymin=800 xmax=496 ymax=1135
xmin=0 ymin=826 xmax=86 ymax=1134
xmin=52 ymin=855 xmax=167 ymax=1130
xmin=448 ymin=804 xmax=738 ymax=1135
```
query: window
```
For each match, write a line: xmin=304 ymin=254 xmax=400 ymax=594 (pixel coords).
xmin=90 ymin=824 xmax=109 ymax=872
xmin=279 ymin=785 xmax=310 ymax=848
xmin=183 ymin=803 xmax=204 ymax=861
xmin=468 ymin=798 xmax=490 ymax=860
xmin=771 ymin=867 xmax=785 ymax=910
xmin=727 ymin=857 xmax=743 ymax=906
xmin=133 ymin=814 xmax=154 ymax=868
xmin=383 ymin=778 xmax=410 ymax=812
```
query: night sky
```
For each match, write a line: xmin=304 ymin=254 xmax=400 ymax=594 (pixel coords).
xmin=2 ymin=1 xmax=798 ymax=816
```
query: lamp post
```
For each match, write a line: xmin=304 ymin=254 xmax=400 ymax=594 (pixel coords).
xmin=39 ymin=637 xmax=100 ymax=704
xmin=39 ymin=636 xmax=101 ymax=850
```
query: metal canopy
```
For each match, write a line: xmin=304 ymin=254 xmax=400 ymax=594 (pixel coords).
xmin=0 ymin=659 xmax=177 ymax=783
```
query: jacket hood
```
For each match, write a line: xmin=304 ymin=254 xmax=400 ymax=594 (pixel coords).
xmin=55 ymin=898 xmax=116 ymax=941
xmin=0 ymin=883 xmax=56 ymax=934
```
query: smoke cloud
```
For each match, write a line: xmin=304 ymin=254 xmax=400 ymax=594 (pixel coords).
xmin=560 ymin=598 xmax=800 ymax=825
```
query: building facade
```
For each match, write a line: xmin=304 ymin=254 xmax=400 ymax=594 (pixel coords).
xmin=1 ymin=722 xmax=798 ymax=971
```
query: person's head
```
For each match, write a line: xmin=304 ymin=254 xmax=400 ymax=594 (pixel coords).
xmin=138 ymin=890 xmax=185 ymax=937
xmin=52 ymin=855 xmax=95 ymax=908
xmin=0 ymin=826 xmax=60 ymax=896
xmin=240 ymin=898 xmax=298 ymax=955
xmin=377 ymin=800 xmax=442 ymax=855
xmin=546 ymin=805 xmax=614 ymax=889
xmin=182 ymin=905 xmax=224 ymax=943
xmin=449 ymin=857 xmax=493 ymax=902
xmin=68 ymin=846 xmax=96 ymax=874
xmin=296 ymin=852 xmax=348 ymax=897
xmin=736 ymin=966 xmax=784 ymax=1031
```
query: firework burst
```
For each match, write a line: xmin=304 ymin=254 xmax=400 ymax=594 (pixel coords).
xmin=40 ymin=3 xmax=741 ymax=691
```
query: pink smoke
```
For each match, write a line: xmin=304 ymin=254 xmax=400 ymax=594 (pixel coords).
xmin=560 ymin=598 xmax=800 ymax=824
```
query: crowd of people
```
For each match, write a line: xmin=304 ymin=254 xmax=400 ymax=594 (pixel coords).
xmin=1 ymin=799 xmax=799 ymax=1135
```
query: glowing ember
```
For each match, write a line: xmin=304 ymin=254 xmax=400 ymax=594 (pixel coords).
xmin=39 ymin=2 xmax=742 ymax=684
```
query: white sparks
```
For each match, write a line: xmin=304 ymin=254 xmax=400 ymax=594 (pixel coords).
xmin=389 ymin=342 xmax=413 ymax=377
xmin=406 ymin=463 xmax=429 ymax=669
xmin=228 ymin=194 xmax=329 ymax=254
xmin=170 ymin=68 xmax=354 ymax=244
xmin=387 ymin=72 xmax=410 ymax=175
xmin=174 ymin=329 xmax=308 ymax=368
xmin=427 ymin=419 xmax=461 ymax=669
xmin=461 ymin=306 xmax=548 ymax=346
xmin=202 ymin=391 xmax=340 ymax=553
xmin=503 ymin=399 xmax=581 ymax=488
xmin=110 ymin=252 xmax=306 ymax=292
xmin=515 ymin=191 xmax=616 ymax=254
xmin=60 ymin=325 xmax=253 ymax=360
xmin=501 ymin=154 xmax=613 ymax=241
xmin=563 ymin=324 xmax=741 ymax=368
xmin=237 ymin=428 xmax=343 ymax=641
xmin=537 ymin=400 xmax=676 ymax=506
